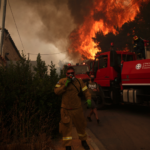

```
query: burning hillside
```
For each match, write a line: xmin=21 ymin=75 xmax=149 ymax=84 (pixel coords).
xmin=68 ymin=0 xmax=149 ymax=59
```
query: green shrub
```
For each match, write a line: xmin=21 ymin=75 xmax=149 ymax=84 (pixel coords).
xmin=0 ymin=53 xmax=64 ymax=144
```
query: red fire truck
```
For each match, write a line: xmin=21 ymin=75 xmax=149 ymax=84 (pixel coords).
xmin=64 ymin=63 xmax=90 ymax=83
xmin=91 ymin=41 xmax=150 ymax=109
xmin=80 ymin=59 xmax=94 ymax=71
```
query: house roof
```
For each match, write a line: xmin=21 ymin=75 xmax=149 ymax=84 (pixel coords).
xmin=0 ymin=28 xmax=24 ymax=60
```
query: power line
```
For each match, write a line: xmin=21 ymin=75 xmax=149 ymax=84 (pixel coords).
xmin=29 ymin=50 xmax=68 ymax=55
xmin=8 ymin=0 xmax=26 ymax=55
xmin=27 ymin=51 xmax=70 ymax=62
xmin=27 ymin=51 xmax=69 ymax=60
xmin=61 ymin=55 xmax=70 ymax=61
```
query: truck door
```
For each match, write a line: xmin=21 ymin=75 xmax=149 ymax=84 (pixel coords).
xmin=98 ymin=55 xmax=109 ymax=79
xmin=95 ymin=55 xmax=110 ymax=87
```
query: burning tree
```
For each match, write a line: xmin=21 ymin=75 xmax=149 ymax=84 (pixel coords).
xmin=93 ymin=1 xmax=150 ymax=52
xmin=68 ymin=0 xmax=150 ymax=59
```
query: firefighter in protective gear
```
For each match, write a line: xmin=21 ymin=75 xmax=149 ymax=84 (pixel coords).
xmin=133 ymin=35 xmax=145 ymax=59
xmin=54 ymin=66 xmax=91 ymax=150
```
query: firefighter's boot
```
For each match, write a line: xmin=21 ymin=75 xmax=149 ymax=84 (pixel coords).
xmin=81 ymin=140 xmax=90 ymax=150
xmin=66 ymin=146 xmax=71 ymax=150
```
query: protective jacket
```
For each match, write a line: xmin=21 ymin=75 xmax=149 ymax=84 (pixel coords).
xmin=54 ymin=77 xmax=91 ymax=147
xmin=54 ymin=77 xmax=91 ymax=109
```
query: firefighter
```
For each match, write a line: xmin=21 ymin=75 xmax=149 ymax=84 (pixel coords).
xmin=133 ymin=35 xmax=145 ymax=59
xmin=54 ymin=66 xmax=92 ymax=150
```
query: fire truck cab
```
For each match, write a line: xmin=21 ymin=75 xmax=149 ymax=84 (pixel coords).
xmin=92 ymin=51 xmax=136 ymax=86
xmin=80 ymin=59 xmax=94 ymax=71
xmin=92 ymin=50 xmax=137 ymax=107
xmin=91 ymin=40 xmax=150 ymax=109
xmin=71 ymin=63 xmax=90 ymax=83
xmin=63 ymin=63 xmax=90 ymax=83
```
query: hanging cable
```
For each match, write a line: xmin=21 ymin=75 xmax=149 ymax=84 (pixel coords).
xmin=8 ymin=0 xmax=26 ymax=55
xmin=61 ymin=55 xmax=70 ymax=61
xmin=29 ymin=50 xmax=68 ymax=55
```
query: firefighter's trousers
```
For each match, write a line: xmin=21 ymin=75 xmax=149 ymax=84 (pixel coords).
xmin=59 ymin=107 xmax=87 ymax=147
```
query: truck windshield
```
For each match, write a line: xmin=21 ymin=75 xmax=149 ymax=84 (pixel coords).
xmin=117 ymin=54 xmax=133 ymax=64
xmin=72 ymin=66 xmax=89 ymax=74
xmin=122 ymin=54 xmax=133 ymax=61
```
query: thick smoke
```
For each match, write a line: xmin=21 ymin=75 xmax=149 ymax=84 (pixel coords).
xmin=23 ymin=0 xmax=95 ymax=62
xmin=67 ymin=0 xmax=149 ymax=58
xmin=67 ymin=0 xmax=94 ymax=25
xmin=21 ymin=0 xmax=75 ymax=50
xmin=56 ymin=60 xmax=70 ymax=75
xmin=5 ymin=0 xmax=148 ymax=64
xmin=5 ymin=0 xmax=79 ymax=64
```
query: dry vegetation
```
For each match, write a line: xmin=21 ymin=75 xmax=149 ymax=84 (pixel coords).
xmin=0 ymin=53 xmax=64 ymax=150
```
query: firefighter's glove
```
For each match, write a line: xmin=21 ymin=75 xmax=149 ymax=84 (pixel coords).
xmin=65 ymin=79 xmax=71 ymax=87
xmin=86 ymin=99 xmax=91 ymax=108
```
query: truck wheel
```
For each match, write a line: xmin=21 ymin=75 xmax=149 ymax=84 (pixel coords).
xmin=96 ymin=85 xmax=105 ymax=110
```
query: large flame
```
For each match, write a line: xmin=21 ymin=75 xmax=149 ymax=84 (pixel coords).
xmin=69 ymin=0 xmax=148 ymax=59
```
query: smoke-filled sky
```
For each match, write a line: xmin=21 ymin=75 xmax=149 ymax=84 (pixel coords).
xmin=0 ymin=0 xmax=98 ymax=69
xmin=0 ymin=0 xmax=148 ymax=72
xmin=0 ymin=0 xmax=82 ymax=72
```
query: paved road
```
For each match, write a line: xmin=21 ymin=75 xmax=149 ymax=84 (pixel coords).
xmin=84 ymin=105 xmax=150 ymax=150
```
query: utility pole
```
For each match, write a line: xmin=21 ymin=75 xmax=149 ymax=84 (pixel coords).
xmin=0 ymin=0 xmax=2 ymax=11
xmin=0 ymin=0 xmax=7 ymax=57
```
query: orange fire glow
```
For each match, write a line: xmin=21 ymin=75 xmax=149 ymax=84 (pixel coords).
xmin=69 ymin=0 xmax=148 ymax=59
xmin=123 ymin=47 xmax=130 ymax=52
